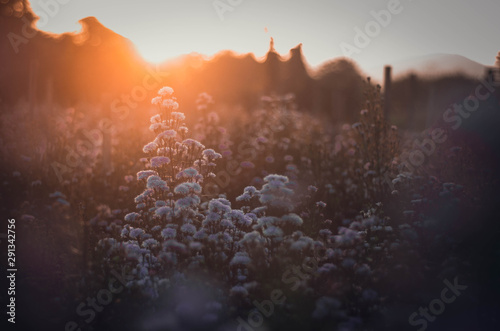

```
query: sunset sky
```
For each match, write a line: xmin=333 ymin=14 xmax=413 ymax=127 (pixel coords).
xmin=29 ymin=0 xmax=500 ymax=69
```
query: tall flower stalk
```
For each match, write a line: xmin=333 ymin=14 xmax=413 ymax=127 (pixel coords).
xmin=111 ymin=87 xmax=222 ymax=297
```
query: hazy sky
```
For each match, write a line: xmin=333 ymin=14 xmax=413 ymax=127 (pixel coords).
xmin=29 ymin=0 xmax=500 ymax=69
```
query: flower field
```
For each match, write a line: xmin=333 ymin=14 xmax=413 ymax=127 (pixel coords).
xmin=2 ymin=79 xmax=500 ymax=330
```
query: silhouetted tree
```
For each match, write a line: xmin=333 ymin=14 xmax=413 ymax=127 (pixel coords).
xmin=314 ymin=58 xmax=363 ymax=122
xmin=281 ymin=44 xmax=314 ymax=109
xmin=264 ymin=38 xmax=282 ymax=93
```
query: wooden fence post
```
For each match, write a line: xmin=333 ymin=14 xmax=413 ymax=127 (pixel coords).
xmin=383 ymin=65 xmax=392 ymax=120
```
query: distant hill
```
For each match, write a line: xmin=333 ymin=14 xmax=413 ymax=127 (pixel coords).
xmin=365 ymin=53 xmax=488 ymax=82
